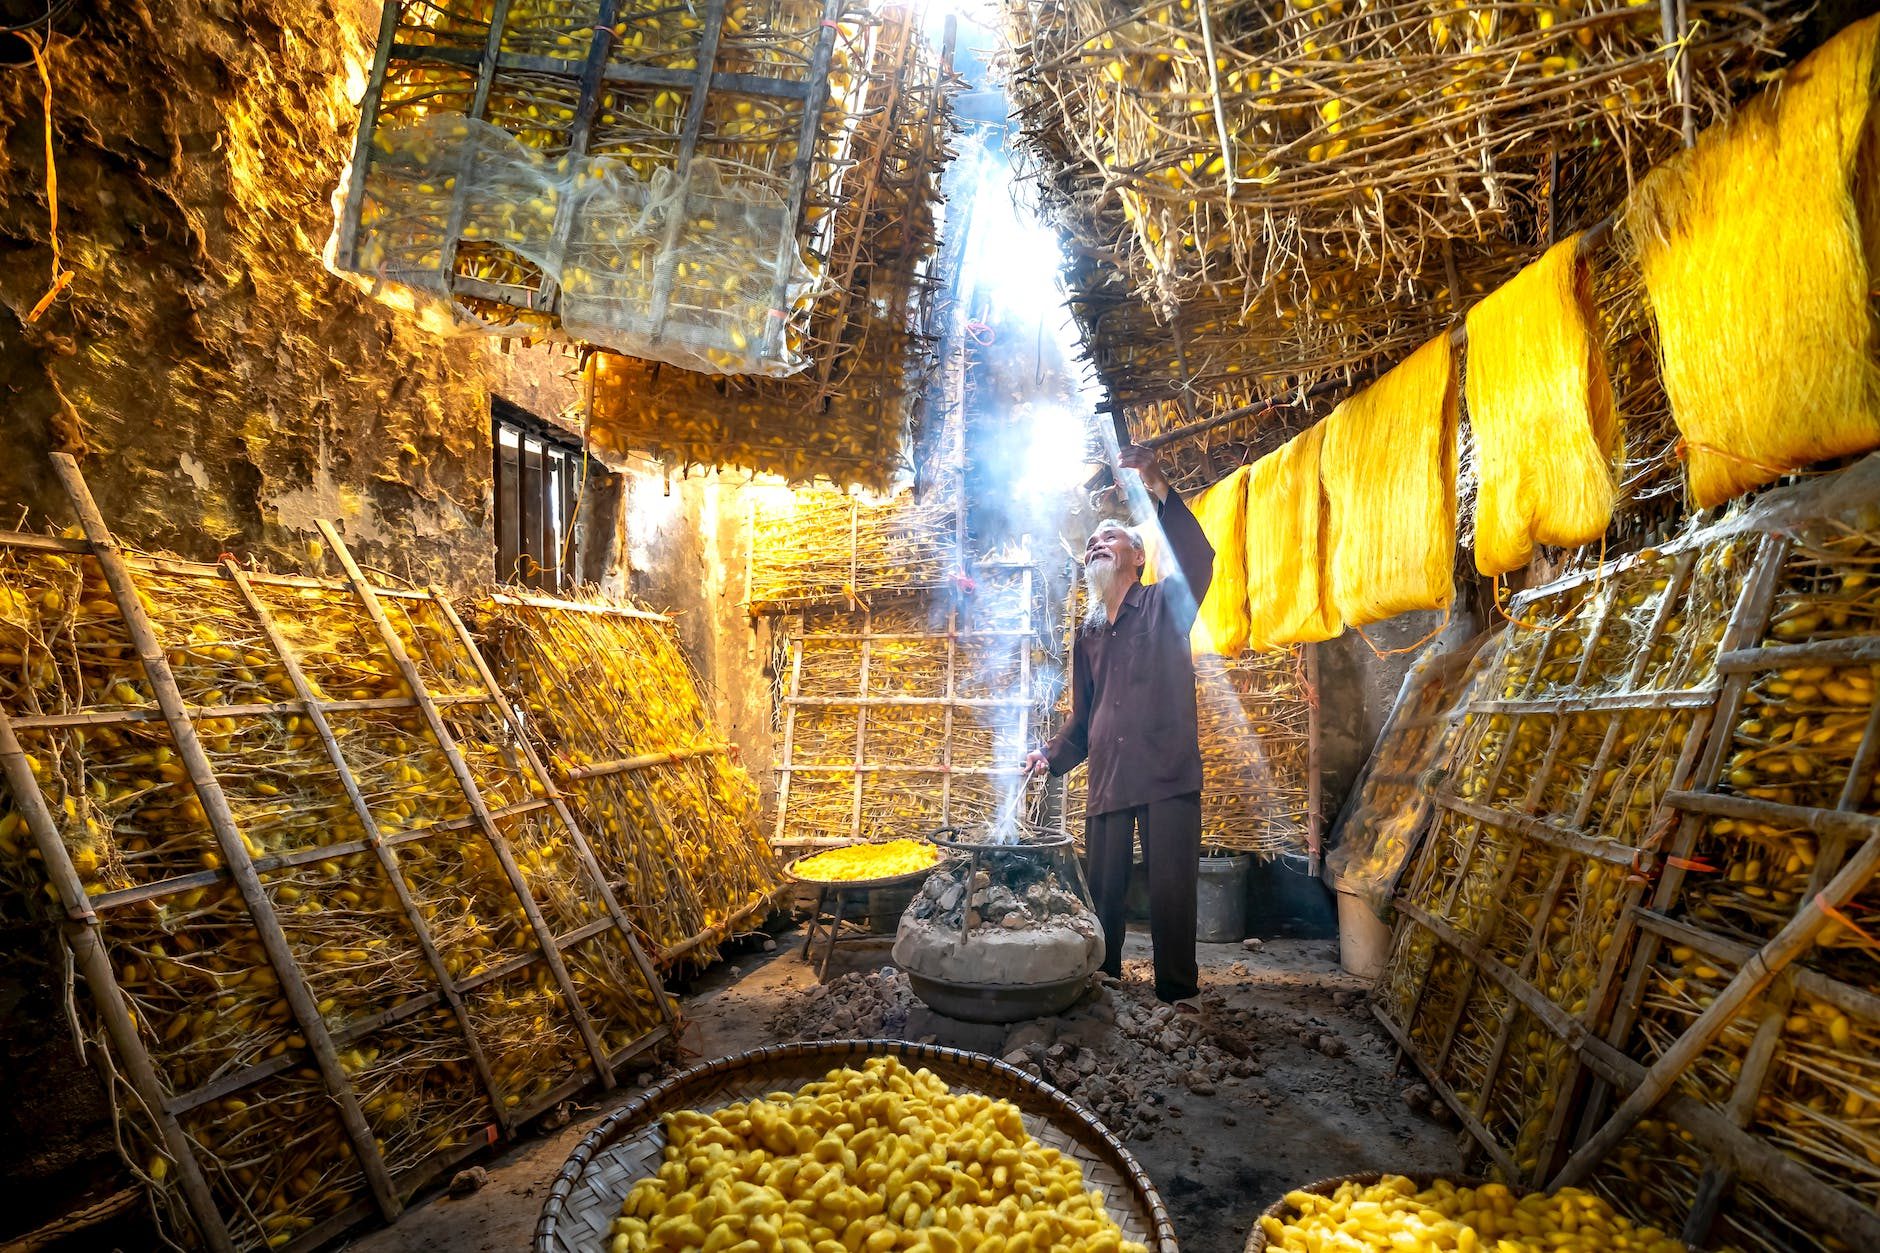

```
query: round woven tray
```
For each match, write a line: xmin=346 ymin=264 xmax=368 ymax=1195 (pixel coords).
xmin=783 ymin=845 xmax=939 ymax=889
xmin=536 ymin=1040 xmax=1179 ymax=1253
xmin=1242 ymin=1173 xmax=1514 ymax=1253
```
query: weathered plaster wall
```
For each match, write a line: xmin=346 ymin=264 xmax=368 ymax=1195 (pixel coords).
xmin=621 ymin=468 xmax=777 ymax=802
xmin=0 ymin=1 xmax=572 ymax=589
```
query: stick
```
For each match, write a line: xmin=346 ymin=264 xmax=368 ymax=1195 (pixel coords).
xmin=48 ymin=454 xmax=402 ymax=1224
xmin=314 ymin=520 xmax=615 ymax=1087
xmin=0 ymin=707 xmax=233 ymax=1253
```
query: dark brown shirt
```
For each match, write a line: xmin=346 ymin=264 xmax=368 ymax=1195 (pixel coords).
xmin=1045 ymin=490 xmax=1215 ymax=815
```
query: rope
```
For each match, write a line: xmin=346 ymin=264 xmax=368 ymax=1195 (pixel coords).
xmin=23 ymin=29 xmax=74 ymax=324
xmin=1354 ymin=604 xmax=1451 ymax=659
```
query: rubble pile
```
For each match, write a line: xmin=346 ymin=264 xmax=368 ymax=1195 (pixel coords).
xmin=766 ymin=963 xmax=1283 ymax=1140
xmin=997 ymin=975 xmax=1264 ymax=1139
xmin=894 ymin=852 xmax=1104 ymax=990
xmin=768 ymin=966 xmax=919 ymax=1041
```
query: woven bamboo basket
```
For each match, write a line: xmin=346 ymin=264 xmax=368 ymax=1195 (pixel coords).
xmin=536 ymin=1040 xmax=1180 ymax=1252
xmin=1243 ymin=1173 xmax=1512 ymax=1253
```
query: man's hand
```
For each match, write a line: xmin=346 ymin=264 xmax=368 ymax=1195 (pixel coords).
xmin=1023 ymin=749 xmax=1051 ymax=779
xmin=1117 ymin=444 xmax=1171 ymax=503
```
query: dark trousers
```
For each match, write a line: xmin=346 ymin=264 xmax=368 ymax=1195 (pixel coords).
xmin=1084 ymin=792 xmax=1201 ymax=1002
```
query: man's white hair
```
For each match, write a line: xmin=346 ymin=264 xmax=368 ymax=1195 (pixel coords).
xmin=1089 ymin=520 xmax=1145 ymax=553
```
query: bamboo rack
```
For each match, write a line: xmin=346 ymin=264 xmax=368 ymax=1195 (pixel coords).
xmin=0 ymin=462 xmax=692 ymax=1252
xmin=335 ymin=0 xmax=852 ymax=359
xmin=470 ymin=590 xmax=783 ymax=965
xmin=1373 ymin=456 xmax=1880 ymax=1251
xmin=1003 ymin=0 xmax=1801 ymax=412
xmin=582 ymin=5 xmax=956 ymax=490
xmin=770 ymin=567 xmax=1052 ymax=848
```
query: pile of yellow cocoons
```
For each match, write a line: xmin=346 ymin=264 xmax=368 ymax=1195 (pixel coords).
xmin=790 ymin=839 xmax=938 ymax=883
xmin=610 ymin=1056 xmax=1147 ymax=1253
xmin=1258 ymin=1176 xmax=1687 ymax=1253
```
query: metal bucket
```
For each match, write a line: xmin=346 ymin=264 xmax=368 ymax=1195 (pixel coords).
xmin=1196 ymin=853 xmax=1251 ymax=943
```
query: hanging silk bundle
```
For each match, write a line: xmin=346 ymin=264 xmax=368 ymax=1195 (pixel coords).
xmin=1245 ymin=424 xmax=1341 ymax=649
xmin=1320 ymin=334 xmax=1459 ymax=627
xmin=1464 ymin=234 xmax=1619 ymax=576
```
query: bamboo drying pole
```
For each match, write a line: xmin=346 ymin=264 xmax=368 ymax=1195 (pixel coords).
xmin=430 ymin=593 xmax=678 ymax=1033
xmin=314 ymin=520 xmax=617 ymax=1086
xmin=0 ymin=709 xmax=234 ymax=1252
xmin=222 ymin=562 xmax=516 ymax=1137
xmin=1554 ymin=816 xmax=1880 ymax=1185
xmin=48 ymin=454 xmax=404 ymax=1224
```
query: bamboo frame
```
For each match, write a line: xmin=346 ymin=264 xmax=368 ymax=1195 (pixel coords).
xmin=771 ymin=575 xmax=1046 ymax=848
xmin=1377 ymin=467 xmax=1880 ymax=1247
xmin=315 ymin=520 xmax=618 ymax=1084
xmin=428 ymin=593 xmax=678 ymax=1020
xmin=1375 ymin=524 xmax=1780 ymax=1192
xmin=49 ymin=455 xmax=405 ymax=1225
xmin=0 ymin=486 xmax=726 ymax=1250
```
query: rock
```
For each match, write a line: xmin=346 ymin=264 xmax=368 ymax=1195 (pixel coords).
xmin=1085 ymin=1001 xmax=1117 ymax=1024
xmin=1316 ymin=1034 xmax=1348 ymax=1058
xmin=633 ymin=1072 xmax=655 ymax=1087
xmin=1000 ymin=913 xmax=1025 ymax=929
xmin=1242 ymin=938 xmax=1264 ymax=952
xmin=762 ymin=938 xmax=777 ymax=952
xmin=1185 ymin=1076 xmax=1215 ymax=1096
xmin=973 ymin=871 xmax=990 ymax=889
xmin=965 ymin=909 xmax=982 ymax=929
xmin=728 ymin=965 xmax=742 ymax=977
xmin=1222 ymin=1114 xmax=1237 ymax=1126
xmin=1156 ymin=1029 xmax=1185 ymax=1052
xmin=1006 ymin=1021 xmax=1057 ymax=1054
xmin=1002 ymin=1050 xmax=1032 ymax=1067
xmin=1402 ymin=1083 xmax=1432 ymax=1113
xmin=1074 ymin=1049 xmax=1098 ymax=1077
xmin=448 ymin=1167 xmax=489 ymax=1198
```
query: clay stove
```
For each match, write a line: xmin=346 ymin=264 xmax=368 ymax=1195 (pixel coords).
xmin=893 ymin=824 xmax=1104 ymax=1022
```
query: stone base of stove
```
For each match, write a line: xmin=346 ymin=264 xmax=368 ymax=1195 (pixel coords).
xmin=892 ymin=914 xmax=1104 ymax=986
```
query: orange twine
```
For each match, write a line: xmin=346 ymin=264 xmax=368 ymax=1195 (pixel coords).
xmin=1673 ymin=437 xmax=1796 ymax=478
xmin=1354 ymin=604 xmax=1451 ymax=659
xmin=1818 ymin=893 xmax=1880 ymax=953
xmin=24 ymin=30 xmax=73 ymax=323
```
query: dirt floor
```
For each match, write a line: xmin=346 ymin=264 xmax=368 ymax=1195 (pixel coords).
xmin=344 ymin=928 xmax=1463 ymax=1253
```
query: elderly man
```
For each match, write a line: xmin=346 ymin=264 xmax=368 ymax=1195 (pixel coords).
xmin=1025 ymin=445 xmax=1214 ymax=1008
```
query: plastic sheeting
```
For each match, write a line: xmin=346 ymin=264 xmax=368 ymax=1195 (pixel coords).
xmin=332 ymin=117 xmax=814 ymax=376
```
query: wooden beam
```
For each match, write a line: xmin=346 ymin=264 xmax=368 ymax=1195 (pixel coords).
xmin=48 ymin=455 xmax=401 ymax=1225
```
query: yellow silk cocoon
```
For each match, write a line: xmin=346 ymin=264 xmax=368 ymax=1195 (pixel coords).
xmin=1320 ymin=334 xmax=1459 ymax=627
xmin=1624 ymin=14 xmax=1880 ymax=509
xmin=1143 ymin=466 xmax=1251 ymax=655
xmin=1245 ymin=424 xmax=1341 ymax=649
xmin=1463 ymin=234 xmax=1619 ymax=576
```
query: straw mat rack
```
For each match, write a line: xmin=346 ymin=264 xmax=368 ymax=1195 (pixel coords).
xmin=0 ymin=456 xmax=780 ymax=1251
xmin=1375 ymin=455 xmax=1880 ymax=1251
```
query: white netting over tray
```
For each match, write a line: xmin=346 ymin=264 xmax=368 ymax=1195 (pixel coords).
xmin=331 ymin=116 xmax=816 ymax=376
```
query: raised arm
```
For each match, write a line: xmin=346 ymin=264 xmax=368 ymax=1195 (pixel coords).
xmin=1118 ymin=444 xmax=1214 ymax=627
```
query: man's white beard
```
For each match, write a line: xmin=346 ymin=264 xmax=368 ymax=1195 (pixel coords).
xmin=1082 ymin=557 xmax=1121 ymax=630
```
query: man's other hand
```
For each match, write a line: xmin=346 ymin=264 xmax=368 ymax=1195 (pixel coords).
xmin=1117 ymin=444 xmax=1170 ymax=502
xmin=1023 ymin=749 xmax=1051 ymax=778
